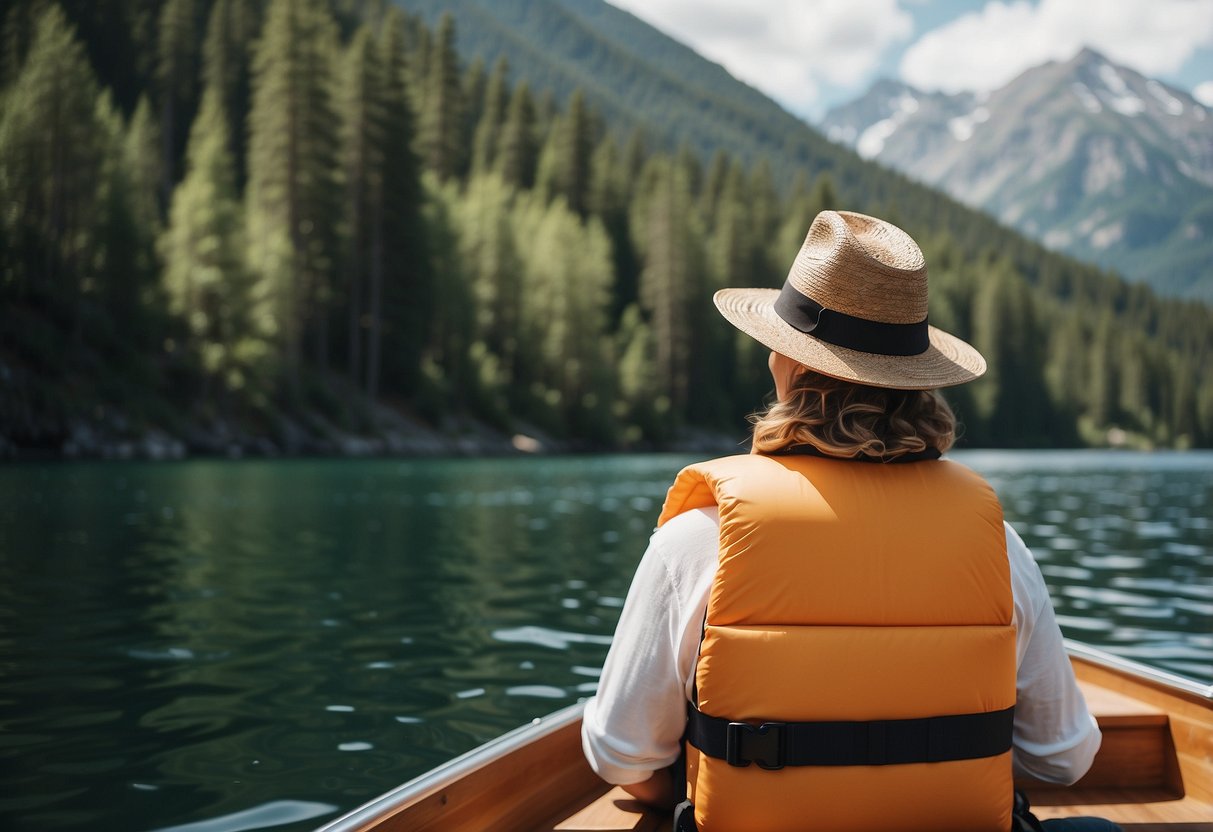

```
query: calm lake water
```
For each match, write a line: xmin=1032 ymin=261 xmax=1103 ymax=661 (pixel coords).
xmin=1 ymin=451 xmax=1210 ymax=832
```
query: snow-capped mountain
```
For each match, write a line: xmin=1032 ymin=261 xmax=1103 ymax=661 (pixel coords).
xmin=821 ymin=49 xmax=1213 ymax=299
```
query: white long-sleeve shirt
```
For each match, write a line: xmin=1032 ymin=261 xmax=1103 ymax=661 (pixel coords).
xmin=582 ymin=506 xmax=1102 ymax=786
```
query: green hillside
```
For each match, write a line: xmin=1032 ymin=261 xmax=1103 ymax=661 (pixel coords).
xmin=1 ymin=0 xmax=1211 ymax=456
xmin=397 ymin=0 xmax=1071 ymax=261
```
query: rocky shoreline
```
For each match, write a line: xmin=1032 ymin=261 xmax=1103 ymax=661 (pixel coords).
xmin=1 ymin=401 xmax=743 ymax=462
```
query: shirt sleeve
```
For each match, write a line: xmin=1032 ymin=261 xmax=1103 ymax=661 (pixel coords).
xmin=581 ymin=508 xmax=718 ymax=784
xmin=1005 ymin=522 xmax=1103 ymax=784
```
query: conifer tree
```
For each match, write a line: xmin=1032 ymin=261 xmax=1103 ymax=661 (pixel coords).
xmin=589 ymin=136 xmax=640 ymax=320
xmin=747 ymin=158 xmax=781 ymax=287
xmin=417 ymin=13 xmax=463 ymax=181
xmin=458 ymin=56 xmax=484 ymax=178
xmin=245 ymin=0 xmax=341 ymax=395
xmin=701 ymin=149 xmax=729 ymax=224
xmin=615 ymin=303 xmax=662 ymax=442
xmin=202 ymin=0 xmax=261 ymax=185
xmin=161 ymin=85 xmax=262 ymax=397
xmin=374 ymin=7 xmax=428 ymax=398
xmin=1045 ymin=311 xmax=1089 ymax=422
xmin=420 ymin=175 xmax=473 ymax=412
xmin=156 ymin=0 xmax=201 ymax=202
xmin=0 ymin=5 xmax=108 ymax=325
xmin=1086 ymin=313 xmax=1119 ymax=432
xmin=545 ymin=88 xmax=593 ymax=217
xmin=497 ymin=82 xmax=537 ymax=190
xmin=972 ymin=263 xmax=1053 ymax=445
xmin=124 ymin=95 xmax=165 ymax=232
xmin=634 ymin=156 xmax=702 ymax=420
xmin=456 ymin=173 xmax=523 ymax=381
xmin=1 ymin=1 xmax=46 ymax=90
xmin=471 ymin=57 xmax=509 ymax=173
xmin=710 ymin=160 xmax=752 ymax=289
xmin=514 ymin=193 xmax=615 ymax=435
xmin=339 ymin=26 xmax=384 ymax=388
xmin=94 ymin=89 xmax=156 ymax=341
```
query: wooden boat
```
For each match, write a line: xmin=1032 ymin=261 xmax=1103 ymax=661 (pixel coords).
xmin=317 ymin=642 xmax=1212 ymax=831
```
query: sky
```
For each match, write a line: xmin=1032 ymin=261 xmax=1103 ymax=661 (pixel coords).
xmin=605 ymin=0 xmax=1213 ymax=121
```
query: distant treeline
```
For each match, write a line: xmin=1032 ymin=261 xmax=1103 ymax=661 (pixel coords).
xmin=1 ymin=0 xmax=1211 ymax=451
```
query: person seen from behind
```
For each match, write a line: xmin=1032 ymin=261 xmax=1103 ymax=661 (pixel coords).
xmin=581 ymin=210 xmax=1122 ymax=832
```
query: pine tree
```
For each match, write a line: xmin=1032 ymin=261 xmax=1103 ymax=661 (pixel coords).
xmin=202 ymin=0 xmax=262 ymax=186
xmin=124 ymin=95 xmax=164 ymax=232
xmin=545 ymin=88 xmax=593 ymax=217
xmin=458 ymin=56 xmax=484 ymax=179
xmin=701 ymin=149 xmax=729 ymax=224
xmin=245 ymin=0 xmax=341 ymax=395
xmin=456 ymin=173 xmax=523 ymax=382
xmin=0 ymin=5 xmax=108 ymax=327
xmin=497 ymin=82 xmax=537 ymax=190
xmin=710 ymin=160 xmax=752 ymax=289
xmin=972 ymin=263 xmax=1054 ymax=445
xmin=417 ymin=13 xmax=463 ymax=181
xmin=1 ymin=1 xmax=47 ymax=90
xmin=94 ymin=89 xmax=156 ymax=341
xmin=747 ymin=159 xmax=781 ymax=288
xmin=1087 ymin=313 xmax=1119 ymax=432
xmin=339 ymin=25 xmax=384 ymax=389
xmin=156 ymin=0 xmax=201 ymax=203
xmin=633 ymin=156 xmax=703 ymax=420
xmin=589 ymin=135 xmax=640 ymax=321
xmin=374 ymin=7 xmax=428 ymax=399
xmin=615 ymin=303 xmax=661 ymax=442
xmin=161 ymin=85 xmax=263 ymax=397
xmin=514 ymin=192 xmax=615 ymax=435
xmin=471 ymin=57 xmax=509 ymax=173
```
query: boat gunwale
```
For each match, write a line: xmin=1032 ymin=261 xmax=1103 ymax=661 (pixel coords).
xmin=313 ymin=702 xmax=587 ymax=832
xmin=1064 ymin=640 xmax=1213 ymax=702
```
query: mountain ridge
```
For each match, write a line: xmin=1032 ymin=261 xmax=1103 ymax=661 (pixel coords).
xmin=822 ymin=47 xmax=1213 ymax=300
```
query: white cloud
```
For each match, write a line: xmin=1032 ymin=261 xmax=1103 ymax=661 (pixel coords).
xmin=1196 ymin=80 xmax=1213 ymax=106
xmin=607 ymin=0 xmax=913 ymax=117
xmin=900 ymin=0 xmax=1213 ymax=94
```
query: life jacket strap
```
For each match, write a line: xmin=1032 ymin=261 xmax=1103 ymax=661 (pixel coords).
xmin=686 ymin=705 xmax=1014 ymax=770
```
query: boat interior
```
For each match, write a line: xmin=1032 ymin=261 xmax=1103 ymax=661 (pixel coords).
xmin=319 ymin=645 xmax=1212 ymax=832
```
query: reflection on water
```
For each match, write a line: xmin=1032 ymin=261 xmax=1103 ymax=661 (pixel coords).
xmin=0 ymin=451 xmax=1208 ymax=831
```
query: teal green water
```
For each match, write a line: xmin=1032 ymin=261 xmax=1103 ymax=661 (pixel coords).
xmin=0 ymin=452 xmax=1209 ymax=832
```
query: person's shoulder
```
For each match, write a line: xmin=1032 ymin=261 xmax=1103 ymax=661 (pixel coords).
xmin=652 ymin=505 xmax=719 ymax=548
xmin=650 ymin=505 xmax=719 ymax=584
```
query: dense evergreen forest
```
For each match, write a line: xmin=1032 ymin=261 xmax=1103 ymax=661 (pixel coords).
xmin=1 ymin=0 xmax=1211 ymax=456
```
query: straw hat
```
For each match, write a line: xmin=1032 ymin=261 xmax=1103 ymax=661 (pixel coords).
xmin=714 ymin=210 xmax=986 ymax=390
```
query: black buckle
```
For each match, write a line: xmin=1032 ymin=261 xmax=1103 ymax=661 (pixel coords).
xmin=725 ymin=721 xmax=786 ymax=770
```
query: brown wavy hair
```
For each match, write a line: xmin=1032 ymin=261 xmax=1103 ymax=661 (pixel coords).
xmin=749 ymin=369 xmax=957 ymax=459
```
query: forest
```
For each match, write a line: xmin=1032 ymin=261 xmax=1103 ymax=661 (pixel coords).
xmin=2 ymin=0 xmax=1212 ymax=455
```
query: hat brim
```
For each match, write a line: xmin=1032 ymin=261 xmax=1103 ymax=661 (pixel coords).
xmin=714 ymin=288 xmax=986 ymax=390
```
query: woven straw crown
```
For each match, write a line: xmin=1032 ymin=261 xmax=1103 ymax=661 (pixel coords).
xmin=714 ymin=210 xmax=986 ymax=390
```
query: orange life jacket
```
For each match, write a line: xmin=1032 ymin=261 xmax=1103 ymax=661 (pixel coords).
xmin=657 ymin=452 xmax=1015 ymax=832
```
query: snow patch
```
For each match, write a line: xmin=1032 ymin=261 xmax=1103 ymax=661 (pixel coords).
xmin=1090 ymin=222 xmax=1124 ymax=250
xmin=1146 ymin=80 xmax=1183 ymax=116
xmin=1093 ymin=63 xmax=1144 ymax=116
xmin=947 ymin=106 xmax=990 ymax=142
xmin=896 ymin=93 xmax=919 ymax=114
xmin=1097 ymin=64 xmax=1128 ymax=96
xmin=857 ymin=118 xmax=901 ymax=158
xmin=1071 ymin=83 xmax=1102 ymax=113
xmin=1105 ymin=92 xmax=1146 ymax=116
